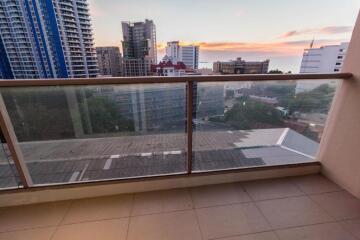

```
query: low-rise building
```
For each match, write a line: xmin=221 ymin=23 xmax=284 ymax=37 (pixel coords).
xmin=96 ymin=47 xmax=122 ymax=76
xmin=213 ymin=58 xmax=269 ymax=74
xmin=151 ymin=61 xmax=186 ymax=76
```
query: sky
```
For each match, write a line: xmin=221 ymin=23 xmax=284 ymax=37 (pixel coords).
xmin=88 ymin=0 xmax=360 ymax=72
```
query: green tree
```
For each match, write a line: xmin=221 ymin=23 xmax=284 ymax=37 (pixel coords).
xmin=225 ymin=89 xmax=235 ymax=100
xmin=224 ymin=98 xmax=285 ymax=130
xmin=1 ymin=89 xmax=75 ymax=141
xmin=81 ymin=96 xmax=134 ymax=134
xmin=288 ymin=84 xmax=335 ymax=114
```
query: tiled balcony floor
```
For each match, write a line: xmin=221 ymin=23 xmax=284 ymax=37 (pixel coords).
xmin=1 ymin=174 xmax=360 ymax=240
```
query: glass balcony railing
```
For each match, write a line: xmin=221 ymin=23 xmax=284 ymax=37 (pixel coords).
xmin=0 ymin=84 xmax=187 ymax=185
xmin=0 ymin=73 xmax=352 ymax=189
xmin=193 ymin=80 xmax=338 ymax=172
xmin=0 ymin=134 xmax=21 ymax=188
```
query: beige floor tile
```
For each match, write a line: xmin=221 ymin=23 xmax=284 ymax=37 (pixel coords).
xmin=128 ymin=210 xmax=202 ymax=240
xmin=52 ymin=218 xmax=128 ymax=240
xmin=310 ymin=191 xmax=360 ymax=220
xmin=131 ymin=188 xmax=193 ymax=216
xmin=0 ymin=201 xmax=71 ymax=232
xmin=292 ymin=174 xmax=341 ymax=194
xmin=196 ymin=203 xmax=270 ymax=239
xmin=340 ymin=218 xmax=360 ymax=239
xmin=62 ymin=194 xmax=133 ymax=224
xmin=0 ymin=227 xmax=55 ymax=240
xmin=218 ymin=231 xmax=279 ymax=240
xmin=256 ymin=196 xmax=332 ymax=229
xmin=162 ymin=189 xmax=194 ymax=212
xmin=243 ymin=178 xmax=303 ymax=201
xmin=132 ymin=191 xmax=163 ymax=216
xmin=191 ymin=183 xmax=251 ymax=208
xmin=276 ymin=222 xmax=356 ymax=240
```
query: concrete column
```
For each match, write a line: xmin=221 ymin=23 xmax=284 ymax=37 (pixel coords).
xmin=318 ymin=11 xmax=360 ymax=198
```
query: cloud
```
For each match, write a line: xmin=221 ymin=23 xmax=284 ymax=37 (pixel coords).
xmin=157 ymin=39 xmax=348 ymax=72
xmin=157 ymin=39 xmax=344 ymax=56
xmin=234 ymin=9 xmax=247 ymax=17
xmin=88 ymin=0 xmax=105 ymax=17
xmin=281 ymin=26 xmax=353 ymax=38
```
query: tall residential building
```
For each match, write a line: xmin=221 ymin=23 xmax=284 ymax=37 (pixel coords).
xmin=213 ymin=57 xmax=269 ymax=74
xmin=0 ymin=0 xmax=98 ymax=79
xmin=96 ymin=47 xmax=122 ymax=76
xmin=296 ymin=42 xmax=349 ymax=93
xmin=165 ymin=41 xmax=199 ymax=69
xmin=121 ymin=19 xmax=157 ymax=76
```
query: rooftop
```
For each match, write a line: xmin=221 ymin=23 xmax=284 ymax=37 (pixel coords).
xmin=0 ymin=128 xmax=317 ymax=187
xmin=0 ymin=174 xmax=359 ymax=240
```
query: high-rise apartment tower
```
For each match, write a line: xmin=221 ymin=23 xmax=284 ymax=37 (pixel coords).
xmin=121 ymin=19 xmax=157 ymax=76
xmin=0 ymin=0 xmax=98 ymax=79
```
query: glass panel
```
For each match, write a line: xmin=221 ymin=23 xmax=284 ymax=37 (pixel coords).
xmin=193 ymin=79 xmax=339 ymax=172
xmin=0 ymin=129 xmax=21 ymax=189
xmin=0 ymin=83 xmax=186 ymax=185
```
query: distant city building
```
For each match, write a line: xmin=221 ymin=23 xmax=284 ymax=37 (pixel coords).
xmin=151 ymin=61 xmax=186 ymax=76
xmin=121 ymin=19 xmax=157 ymax=76
xmin=300 ymin=42 xmax=349 ymax=73
xmin=96 ymin=47 xmax=122 ymax=76
xmin=195 ymin=68 xmax=213 ymax=75
xmin=213 ymin=58 xmax=269 ymax=74
xmin=164 ymin=41 xmax=199 ymax=69
xmin=296 ymin=42 xmax=349 ymax=93
xmin=0 ymin=0 xmax=98 ymax=79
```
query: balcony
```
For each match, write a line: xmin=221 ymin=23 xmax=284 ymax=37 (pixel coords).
xmin=1 ymin=9 xmax=360 ymax=240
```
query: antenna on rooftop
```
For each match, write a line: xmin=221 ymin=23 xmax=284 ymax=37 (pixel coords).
xmin=310 ymin=37 xmax=315 ymax=49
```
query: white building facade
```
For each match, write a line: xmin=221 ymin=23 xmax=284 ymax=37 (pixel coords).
xmin=296 ymin=42 xmax=349 ymax=93
xmin=165 ymin=41 xmax=199 ymax=69
xmin=300 ymin=42 xmax=349 ymax=73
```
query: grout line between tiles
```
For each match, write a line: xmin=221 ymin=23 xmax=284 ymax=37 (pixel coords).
xmin=250 ymin=191 xmax=278 ymax=237
xmin=49 ymin=200 xmax=74 ymax=240
xmin=209 ymin=230 xmax=278 ymax=240
xmin=298 ymin=186 xmax=342 ymax=222
xmin=125 ymin=194 xmax=135 ymax=240
xmin=189 ymin=187 xmax=205 ymax=240
xmin=208 ymin=219 xmax=358 ymax=240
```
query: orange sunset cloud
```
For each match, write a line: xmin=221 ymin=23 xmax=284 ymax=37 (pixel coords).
xmin=157 ymin=39 xmax=345 ymax=56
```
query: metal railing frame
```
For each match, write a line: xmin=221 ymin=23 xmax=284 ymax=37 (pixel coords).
xmin=0 ymin=73 xmax=353 ymax=189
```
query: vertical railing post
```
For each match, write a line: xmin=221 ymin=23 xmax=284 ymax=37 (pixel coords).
xmin=186 ymin=80 xmax=194 ymax=174
xmin=0 ymin=94 xmax=33 ymax=188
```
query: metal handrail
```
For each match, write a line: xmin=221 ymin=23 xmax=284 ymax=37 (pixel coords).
xmin=0 ymin=73 xmax=352 ymax=87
